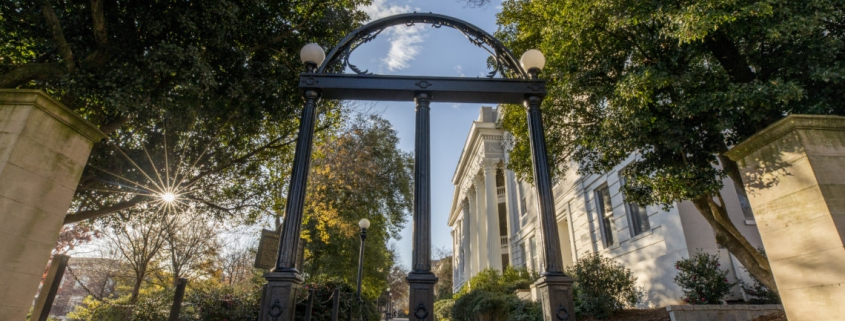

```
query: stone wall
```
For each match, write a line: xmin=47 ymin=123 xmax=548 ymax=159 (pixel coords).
xmin=666 ymin=305 xmax=784 ymax=321
xmin=0 ymin=90 xmax=105 ymax=320
xmin=725 ymin=115 xmax=845 ymax=321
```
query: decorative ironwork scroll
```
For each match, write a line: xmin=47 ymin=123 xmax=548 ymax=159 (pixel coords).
xmin=555 ymin=303 xmax=570 ymax=321
xmin=317 ymin=13 xmax=528 ymax=79
xmin=414 ymin=302 xmax=429 ymax=321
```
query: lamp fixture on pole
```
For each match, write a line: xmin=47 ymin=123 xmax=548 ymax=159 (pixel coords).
xmin=356 ymin=218 xmax=370 ymax=321
xmin=300 ymin=43 xmax=326 ymax=72
xmin=520 ymin=49 xmax=545 ymax=79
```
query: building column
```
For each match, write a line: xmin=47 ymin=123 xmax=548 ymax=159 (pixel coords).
xmin=467 ymin=187 xmax=479 ymax=276
xmin=461 ymin=199 xmax=471 ymax=283
xmin=473 ymin=174 xmax=488 ymax=271
xmin=504 ymin=169 xmax=520 ymax=265
xmin=483 ymin=160 xmax=503 ymax=271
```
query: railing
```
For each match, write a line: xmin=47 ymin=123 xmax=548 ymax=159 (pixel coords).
xmin=500 ymin=235 xmax=509 ymax=249
xmin=497 ymin=186 xmax=506 ymax=196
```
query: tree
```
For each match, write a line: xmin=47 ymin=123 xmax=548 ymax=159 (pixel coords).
xmin=0 ymin=0 xmax=368 ymax=223
xmin=300 ymin=113 xmax=414 ymax=300
xmin=387 ymin=264 xmax=410 ymax=315
xmin=494 ymin=0 xmax=845 ymax=294
xmin=162 ymin=212 xmax=221 ymax=285
xmin=433 ymin=247 xmax=453 ymax=300
xmin=101 ymin=210 xmax=170 ymax=303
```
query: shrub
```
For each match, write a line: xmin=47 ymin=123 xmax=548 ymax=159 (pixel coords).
xmin=454 ymin=266 xmax=536 ymax=299
xmin=452 ymin=290 xmax=510 ymax=321
xmin=740 ymin=248 xmax=780 ymax=304
xmin=434 ymin=299 xmax=455 ymax=321
xmin=565 ymin=253 xmax=642 ymax=319
xmin=504 ymin=295 xmax=542 ymax=321
xmin=673 ymin=251 xmax=735 ymax=304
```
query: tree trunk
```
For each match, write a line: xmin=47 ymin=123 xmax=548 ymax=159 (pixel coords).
xmin=130 ymin=269 xmax=144 ymax=304
xmin=690 ymin=195 xmax=779 ymax=295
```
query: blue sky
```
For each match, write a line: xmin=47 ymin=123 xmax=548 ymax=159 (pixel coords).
xmin=351 ymin=0 xmax=504 ymax=269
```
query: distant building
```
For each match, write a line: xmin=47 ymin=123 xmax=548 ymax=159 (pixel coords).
xmin=448 ymin=106 xmax=764 ymax=306
xmin=49 ymin=257 xmax=121 ymax=319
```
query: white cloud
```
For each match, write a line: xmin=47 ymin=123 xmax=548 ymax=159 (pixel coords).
xmin=455 ymin=65 xmax=465 ymax=77
xmin=359 ymin=0 xmax=425 ymax=72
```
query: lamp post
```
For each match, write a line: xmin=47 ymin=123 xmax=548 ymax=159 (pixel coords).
xmin=356 ymin=218 xmax=370 ymax=321
xmin=258 ymin=43 xmax=325 ymax=321
xmin=385 ymin=289 xmax=391 ymax=321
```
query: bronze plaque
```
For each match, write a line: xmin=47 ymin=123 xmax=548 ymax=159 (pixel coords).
xmin=255 ymin=229 xmax=280 ymax=269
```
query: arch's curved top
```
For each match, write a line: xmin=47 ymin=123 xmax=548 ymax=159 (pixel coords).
xmin=317 ymin=13 xmax=528 ymax=79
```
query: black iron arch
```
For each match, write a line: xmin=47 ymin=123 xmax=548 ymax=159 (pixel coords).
xmin=316 ymin=12 xmax=528 ymax=79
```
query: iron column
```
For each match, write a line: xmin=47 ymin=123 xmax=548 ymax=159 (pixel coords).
xmin=259 ymin=88 xmax=321 ymax=321
xmin=407 ymin=91 xmax=437 ymax=321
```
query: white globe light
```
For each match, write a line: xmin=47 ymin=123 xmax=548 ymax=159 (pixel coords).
xmin=520 ymin=49 xmax=546 ymax=71
xmin=161 ymin=192 xmax=176 ymax=203
xmin=300 ymin=43 xmax=326 ymax=66
xmin=358 ymin=218 xmax=371 ymax=229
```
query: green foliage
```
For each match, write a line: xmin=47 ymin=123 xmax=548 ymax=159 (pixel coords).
xmin=451 ymin=267 xmax=540 ymax=321
xmin=565 ymin=253 xmax=642 ymax=319
xmin=295 ymin=280 xmax=356 ymax=320
xmin=67 ymin=286 xmax=172 ymax=321
xmin=434 ymin=299 xmax=455 ymax=321
xmin=453 ymin=291 xmax=511 ymax=321
xmin=455 ymin=266 xmax=536 ymax=298
xmin=0 ymin=0 xmax=369 ymax=224
xmin=301 ymin=114 xmax=413 ymax=300
xmin=740 ymin=249 xmax=780 ymax=304
xmin=182 ymin=279 xmax=262 ymax=321
xmin=673 ymin=252 xmax=736 ymax=304
xmin=496 ymin=0 xmax=845 ymax=203
xmin=452 ymin=291 xmax=542 ymax=321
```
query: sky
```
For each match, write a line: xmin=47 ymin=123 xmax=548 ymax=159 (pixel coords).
xmin=352 ymin=0 xmax=505 ymax=270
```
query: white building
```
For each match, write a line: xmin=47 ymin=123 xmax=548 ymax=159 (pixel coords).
xmin=448 ymin=106 xmax=764 ymax=306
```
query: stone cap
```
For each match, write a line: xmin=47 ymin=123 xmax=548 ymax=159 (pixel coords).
xmin=725 ymin=114 xmax=845 ymax=161
xmin=0 ymin=89 xmax=107 ymax=143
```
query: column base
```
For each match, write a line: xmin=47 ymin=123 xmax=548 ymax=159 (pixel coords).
xmin=259 ymin=271 xmax=305 ymax=321
xmin=532 ymin=273 xmax=576 ymax=321
xmin=406 ymin=271 xmax=438 ymax=321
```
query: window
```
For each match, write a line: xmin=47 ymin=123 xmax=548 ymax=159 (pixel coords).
xmin=529 ymin=236 xmax=539 ymax=272
xmin=595 ymin=185 xmax=617 ymax=247
xmin=518 ymin=183 xmax=527 ymax=216
xmin=619 ymin=175 xmax=651 ymax=236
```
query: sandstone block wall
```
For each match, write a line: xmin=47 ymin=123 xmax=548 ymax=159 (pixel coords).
xmin=0 ymin=90 xmax=104 ymax=320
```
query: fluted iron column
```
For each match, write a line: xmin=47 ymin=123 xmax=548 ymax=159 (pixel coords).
xmin=259 ymin=89 xmax=320 ymax=321
xmin=407 ymin=92 xmax=437 ymax=321
xmin=525 ymin=94 xmax=575 ymax=321
xmin=461 ymin=199 xmax=471 ymax=283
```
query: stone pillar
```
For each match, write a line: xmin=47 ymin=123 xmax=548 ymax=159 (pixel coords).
xmin=473 ymin=175 xmax=488 ymax=271
xmin=0 ymin=90 xmax=105 ymax=321
xmin=407 ymin=92 xmax=436 ymax=321
xmin=483 ymin=160 xmax=503 ymax=270
xmin=725 ymin=115 xmax=845 ymax=321
xmin=461 ymin=199 xmax=471 ymax=282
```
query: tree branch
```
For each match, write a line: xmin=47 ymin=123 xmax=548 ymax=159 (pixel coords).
xmin=38 ymin=0 xmax=75 ymax=72
xmin=705 ymin=31 xmax=756 ymax=83
xmin=81 ymin=0 xmax=111 ymax=68
xmin=248 ymin=2 xmax=321 ymax=53
xmin=0 ymin=63 xmax=66 ymax=88
xmin=64 ymin=195 xmax=147 ymax=224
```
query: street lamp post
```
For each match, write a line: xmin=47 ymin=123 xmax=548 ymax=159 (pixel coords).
xmin=385 ymin=289 xmax=391 ymax=321
xmin=356 ymin=218 xmax=370 ymax=321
